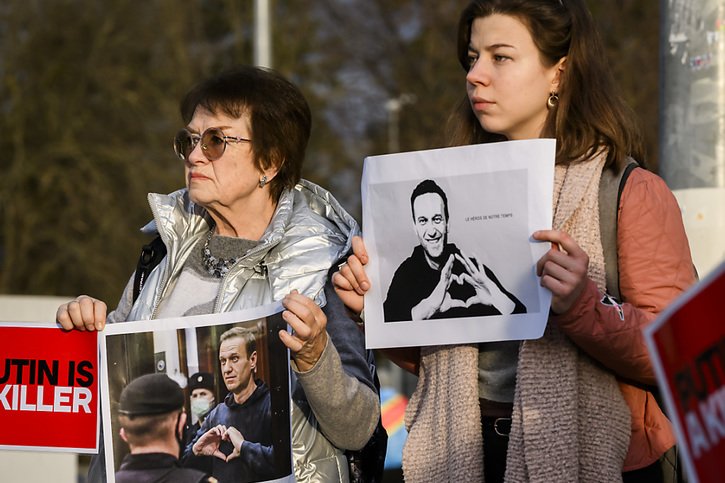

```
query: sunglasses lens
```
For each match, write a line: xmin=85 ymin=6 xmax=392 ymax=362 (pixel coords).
xmin=201 ymin=129 xmax=226 ymax=161
xmin=174 ymin=130 xmax=193 ymax=160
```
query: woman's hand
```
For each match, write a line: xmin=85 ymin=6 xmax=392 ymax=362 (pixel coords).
xmin=332 ymin=235 xmax=370 ymax=315
xmin=533 ymin=230 xmax=590 ymax=314
xmin=279 ymin=291 xmax=329 ymax=372
xmin=56 ymin=295 xmax=107 ymax=331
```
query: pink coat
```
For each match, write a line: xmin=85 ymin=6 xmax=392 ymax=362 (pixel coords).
xmin=552 ymin=167 xmax=696 ymax=471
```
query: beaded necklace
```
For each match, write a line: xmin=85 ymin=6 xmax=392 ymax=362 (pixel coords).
xmin=201 ymin=230 xmax=237 ymax=278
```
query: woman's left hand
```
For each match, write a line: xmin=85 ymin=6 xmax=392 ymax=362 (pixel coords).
xmin=533 ymin=230 xmax=590 ymax=314
xmin=279 ymin=290 xmax=328 ymax=372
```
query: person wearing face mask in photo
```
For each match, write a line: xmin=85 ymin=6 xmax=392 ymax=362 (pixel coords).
xmin=185 ymin=372 xmax=217 ymax=446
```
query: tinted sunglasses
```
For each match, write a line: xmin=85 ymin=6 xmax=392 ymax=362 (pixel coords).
xmin=173 ymin=127 xmax=251 ymax=161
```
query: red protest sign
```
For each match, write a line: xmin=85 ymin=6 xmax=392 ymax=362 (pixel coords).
xmin=0 ymin=324 xmax=98 ymax=453
xmin=645 ymin=261 xmax=725 ymax=483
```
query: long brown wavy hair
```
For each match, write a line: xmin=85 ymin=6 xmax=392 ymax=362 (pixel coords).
xmin=447 ymin=0 xmax=645 ymax=168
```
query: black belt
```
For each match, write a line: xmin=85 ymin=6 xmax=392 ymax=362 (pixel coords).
xmin=481 ymin=416 xmax=512 ymax=437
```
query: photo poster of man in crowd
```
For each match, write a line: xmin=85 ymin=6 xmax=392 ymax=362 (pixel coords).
xmin=361 ymin=139 xmax=555 ymax=349
xmin=100 ymin=302 xmax=293 ymax=483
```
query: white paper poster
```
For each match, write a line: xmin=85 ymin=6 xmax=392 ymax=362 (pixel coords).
xmin=100 ymin=303 xmax=293 ymax=483
xmin=362 ymin=139 xmax=554 ymax=348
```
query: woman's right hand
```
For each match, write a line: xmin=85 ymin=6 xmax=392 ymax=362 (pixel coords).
xmin=56 ymin=295 xmax=107 ymax=331
xmin=332 ymin=236 xmax=370 ymax=315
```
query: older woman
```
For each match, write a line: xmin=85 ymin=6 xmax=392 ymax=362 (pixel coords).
xmin=57 ymin=65 xmax=379 ymax=483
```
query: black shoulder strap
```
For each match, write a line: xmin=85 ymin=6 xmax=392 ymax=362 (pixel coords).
xmin=132 ymin=234 xmax=167 ymax=303
xmin=599 ymin=157 xmax=639 ymax=301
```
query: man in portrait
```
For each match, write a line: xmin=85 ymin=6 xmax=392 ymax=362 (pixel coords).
xmin=384 ymin=179 xmax=526 ymax=322
xmin=184 ymin=327 xmax=276 ymax=483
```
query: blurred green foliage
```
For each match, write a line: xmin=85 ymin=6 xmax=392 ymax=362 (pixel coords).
xmin=0 ymin=0 xmax=658 ymax=304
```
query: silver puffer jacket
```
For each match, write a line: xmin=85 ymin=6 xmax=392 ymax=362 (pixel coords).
xmin=123 ymin=179 xmax=363 ymax=482
xmin=128 ymin=179 xmax=358 ymax=320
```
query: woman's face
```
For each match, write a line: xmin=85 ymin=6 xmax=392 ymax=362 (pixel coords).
xmin=184 ymin=107 xmax=275 ymax=214
xmin=466 ymin=14 xmax=564 ymax=140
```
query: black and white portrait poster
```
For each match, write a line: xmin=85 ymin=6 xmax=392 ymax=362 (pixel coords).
xmin=362 ymin=139 xmax=554 ymax=348
xmin=100 ymin=303 xmax=293 ymax=483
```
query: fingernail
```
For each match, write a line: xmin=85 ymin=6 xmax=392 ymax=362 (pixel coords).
xmin=361 ymin=282 xmax=369 ymax=291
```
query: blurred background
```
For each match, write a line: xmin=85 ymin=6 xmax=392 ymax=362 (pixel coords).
xmin=0 ymin=0 xmax=722 ymax=481
xmin=0 ymin=0 xmax=665 ymax=305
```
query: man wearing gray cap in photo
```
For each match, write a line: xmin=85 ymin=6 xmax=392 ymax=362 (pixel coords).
xmin=115 ymin=373 xmax=217 ymax=483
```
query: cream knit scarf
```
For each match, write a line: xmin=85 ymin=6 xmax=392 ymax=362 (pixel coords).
xmin=402 ymin=153 xmax=631 ymax=482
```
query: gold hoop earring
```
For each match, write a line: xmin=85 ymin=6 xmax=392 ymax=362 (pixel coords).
xmin=258 ymin=175 xmax=267 ymax=188
xmin=547 ymin=92 xmax=559 ymax=109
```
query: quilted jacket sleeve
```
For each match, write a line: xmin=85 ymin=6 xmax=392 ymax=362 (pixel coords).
xmin=293 ymin=283 xmax=379 ymax=450
xmin=552 ymin=168 xmax=696 ymax=385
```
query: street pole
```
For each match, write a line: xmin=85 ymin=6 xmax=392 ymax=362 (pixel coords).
xmin=385 ymin=94 xmax=416 ymax=153
xmin=661 ymin=0 xmax=725 ymax=276
xmin=254 ymin=0 xmax=272 ymax=68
